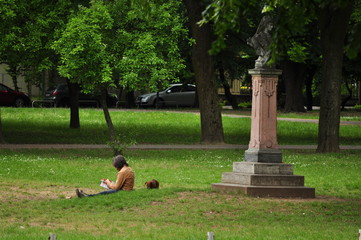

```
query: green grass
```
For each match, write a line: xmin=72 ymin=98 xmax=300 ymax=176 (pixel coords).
xmin=0 ymin=149 xmax=360 ymax=239
xmin=224 ymin=108 xmax=361 ymax=121
xmin=0 ymin=108 xmax=360 ymax=239
xmin=1 ymin=107 xmax=361 ymax=145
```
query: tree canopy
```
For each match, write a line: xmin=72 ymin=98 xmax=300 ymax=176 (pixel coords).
xmin=52 ymin=0 xmax=189 ymax=94
xmin=204 ymin=0 xmax=358 ymax=152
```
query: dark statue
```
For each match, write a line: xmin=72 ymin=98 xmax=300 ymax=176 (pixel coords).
xmin=247 ymin=15 xmax=274 ymax=69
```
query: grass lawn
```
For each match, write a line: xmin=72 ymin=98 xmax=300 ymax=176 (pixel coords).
xmin=0 ymin=149 xmax=360 ymax=239
xmin=0 ymin=108 xmax=360 ymax=239
xmin=1 ymin=108 xmax=361 ymax=145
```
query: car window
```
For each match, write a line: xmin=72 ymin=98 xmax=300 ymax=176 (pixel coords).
xmin=168 ymin=86 xmax=182 ymax=93
xmin=183 ymin=86 xmax=196 ymax=92
xmin=46 ymin=86 xmax=56 ymax=91
xmin=58 ymin=85 xmax=69 ymax=91
xmin=0 ymin=85 xmax=8 ymax=91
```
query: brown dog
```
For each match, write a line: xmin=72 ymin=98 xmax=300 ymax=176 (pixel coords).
xmin=145 ymin=179 xmax=159 ymax=189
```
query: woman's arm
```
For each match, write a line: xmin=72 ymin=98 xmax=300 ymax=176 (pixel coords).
xmin=106 ymin=171 xmax=126 ymax=190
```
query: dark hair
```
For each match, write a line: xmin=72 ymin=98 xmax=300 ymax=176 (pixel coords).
xmin=112 ymin=155 xmax=129 ymax=169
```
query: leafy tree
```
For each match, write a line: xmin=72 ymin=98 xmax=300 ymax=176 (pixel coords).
xmin=0 ymin=0 xmax=78 ymax=91
xmin=0 ymin=0 xmax=90 ymax=130
xmin=214 ymin=25 xmax=257 ymax=110
xmin=204 ymin=0 xmax=357 ymax=152
xmin=108 ymin=0 xmax=188 ymax=92
xmin=317 ymin=1 xmax=354 ymax=152
xmin=53 ymin=0 xmax=188 ymax=147
xmin=183 ymin=0 xmax=225 ymax=144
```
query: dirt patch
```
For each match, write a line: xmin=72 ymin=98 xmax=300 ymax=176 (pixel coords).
xmin=0 ymin=185 xmax=97 ymax=202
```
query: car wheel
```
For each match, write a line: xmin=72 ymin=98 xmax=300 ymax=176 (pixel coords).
xmin=14 ymin=98 xmax=25 ymax=107
xmin=154 ymin=98 xmax=165 ymax=109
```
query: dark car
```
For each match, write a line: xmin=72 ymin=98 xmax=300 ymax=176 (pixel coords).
xmin=0 ymin=83 xmax=31 ymax=107
xmin=44 ymin=84 xmax=118 ymax=107
xmin=136 ymin=84 xmax=196 ymax=108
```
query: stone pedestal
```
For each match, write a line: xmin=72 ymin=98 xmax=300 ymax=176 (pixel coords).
xmin=211 ymin=162 xmax=315 ymax=198
xmin=245 ymin=68 xmax=282 ymax=163
xmin=212 ymin=68 xmax=315 ymax=198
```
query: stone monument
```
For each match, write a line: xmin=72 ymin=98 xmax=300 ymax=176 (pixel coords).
xmin=211 ymin=16 xmax=315 ymax=198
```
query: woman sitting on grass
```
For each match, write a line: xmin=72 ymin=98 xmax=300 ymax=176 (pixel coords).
xmin=76 ymin=155 xmax=134 ymax=198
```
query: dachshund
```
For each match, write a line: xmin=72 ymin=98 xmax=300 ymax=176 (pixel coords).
xmin=145 ymin=179 xmax=159 ymax=189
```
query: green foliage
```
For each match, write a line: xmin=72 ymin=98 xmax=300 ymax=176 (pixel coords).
xmin=202 ymin=0 xmax=358 ymax=65
xmin=286 ymin=41 xmax=310 ymax=63
xmin=107 ymin=133 xmax=137 ymax=156
xmin=52 ymin=0 xmax=114 ymax=92
xmin=110 ymin=0 xmax=189 ymax=91
xmin=354 ymin=104 xmax=361 ymax=111
xmin=345 ymin=1 xmax=361 ymax=59
xmin=52 ymin=0 xmax=189 ymax=93
xmin=201 ymin=0 xmax=261 ymax=54
xmin=238 ymin=101 xmax=252 ymax=109
xmin=0 ymin=0 xmax=16 ymax=19
xmin=0 ymin=0 xmax=80 ymax=86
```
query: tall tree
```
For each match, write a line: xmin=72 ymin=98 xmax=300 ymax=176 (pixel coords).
xmin=183 ymin=0 xmax=224 ymax=144
xmin=53 ymin=0 xmax=188 ymax=146
xmin=52 ymin=1 xmax=119 ymax=142
xmin=204 ymin=0 xmax=357 ymax=152
xmin=281 ymin=60 xmax=307 ymax=112
xmin=317 ymin=1 xmax=354 ymax=152
xmin=0 ymin=0 xmax=88 ymax=129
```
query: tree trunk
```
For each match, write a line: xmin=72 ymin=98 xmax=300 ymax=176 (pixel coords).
xmin=100 ymin=88 xmax=116 ymax=142
xmin=317 ymin=1 xmax=354 ymax=153
xmin=125 ymin=90 xmax=135 ymax=108
xmin=305 ymin=66 xmax=316 ymax=111
xmin=282 ymin=60 xmax=306 ymax=112
xmin=219 ymin=66 xmax=239 ymax=109
xmin=341 ymin=76 xmax=352 ymax=110
xmin=67 ymin=80 xmax=80 ymax=129
xmin=183 ymin=0 xmax=224 ymax=144
xmin=8 ymin=64 xmax=20 ymax=91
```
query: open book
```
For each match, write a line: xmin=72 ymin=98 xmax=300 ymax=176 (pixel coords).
xmin=100 ymin=180 xmax=114 ymax=189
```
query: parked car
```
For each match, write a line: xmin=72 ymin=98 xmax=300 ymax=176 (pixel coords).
xmin=136 ymin=84 xmax=196 ymax=108
xmin=44 ymin=84 xmax=118 ymax=107
xmin=0 ymin=83 xmax=31 ymax=107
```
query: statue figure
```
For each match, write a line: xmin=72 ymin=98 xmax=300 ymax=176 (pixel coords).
xmin=247 ymin=15 xmax=274 ymax=69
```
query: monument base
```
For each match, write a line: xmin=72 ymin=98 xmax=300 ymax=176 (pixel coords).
xmin=212 ymin=162 xmax=315 ymax=198
xmin=211 ymin=183 xmax=315 ymax=198
xmin=245 ymin=148 xmax=282 ymax=163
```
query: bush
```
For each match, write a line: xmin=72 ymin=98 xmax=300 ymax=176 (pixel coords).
xmin=354 ymin=104 xmax=361 ymax=111
xmin=238 ymin=101 xmax=252 ymax=109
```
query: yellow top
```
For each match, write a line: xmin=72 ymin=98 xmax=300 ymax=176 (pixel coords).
xmin=108 ymin=166 xmax=134 ymax=191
